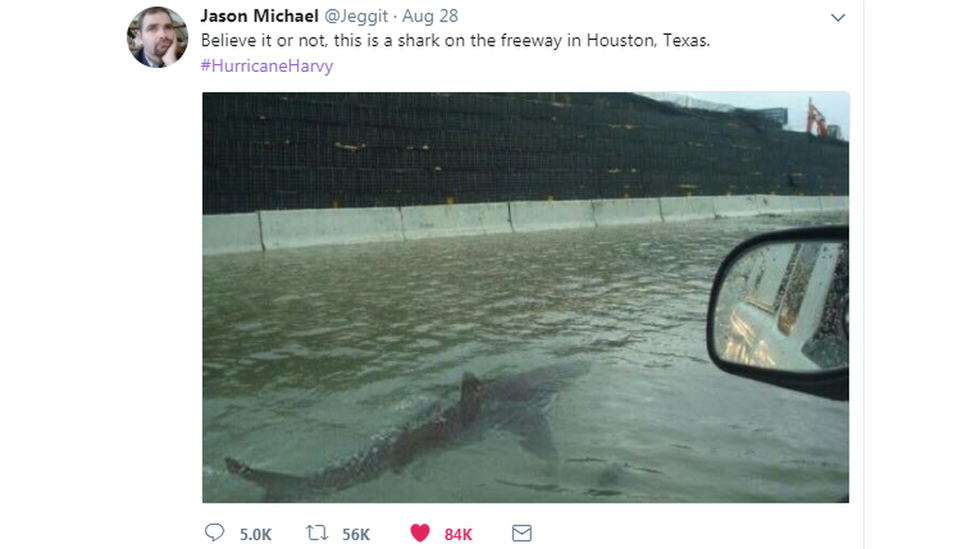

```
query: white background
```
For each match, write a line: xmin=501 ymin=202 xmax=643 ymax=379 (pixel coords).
xmin=1 ymin=1 xmax=968 ymax=547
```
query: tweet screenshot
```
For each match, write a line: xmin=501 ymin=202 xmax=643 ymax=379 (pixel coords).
xmin=150 ymin=1 xmax=862 ymax=546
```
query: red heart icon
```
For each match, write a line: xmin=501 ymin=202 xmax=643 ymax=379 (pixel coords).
xmin=411 ymin=523 xmax=430 ymax=542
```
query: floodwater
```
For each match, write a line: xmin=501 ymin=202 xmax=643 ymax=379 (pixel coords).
xmin=203 ymin=214 xmax=849 ymax=502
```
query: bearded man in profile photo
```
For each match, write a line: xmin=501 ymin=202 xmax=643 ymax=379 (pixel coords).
xmin=133 ymin=7 xmax=184 ymax=68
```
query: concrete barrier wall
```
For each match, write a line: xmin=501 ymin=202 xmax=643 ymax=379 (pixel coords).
xmin=713 ymin=195 xmax=760 ymax=218
xmin=202 ymin=195 xmax=850 ymax=255
xmin=821 ymin=196 xmax=850 ymax=212
xmin=791 ymin=196 xmax=824 ymax=213
xmin=756 ymin=194 xmax=794 ymax=215
xmin=510 ymin=200 xmax=597 ymax=232
xmin=401 ymin=203 xmax=512 ymax=240
xmin=660 ymin=196 xmax=717 ymax=221
xmin=260 ymin=208 xmax=404 ymax=249
xmin=592 ymin=198 xmax=663 ymax=226
xmin=203 ymin=213 xmax=263 ymax=255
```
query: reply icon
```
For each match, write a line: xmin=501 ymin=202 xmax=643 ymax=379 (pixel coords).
xmin=205 ymin=523 xmax=225 ymax=541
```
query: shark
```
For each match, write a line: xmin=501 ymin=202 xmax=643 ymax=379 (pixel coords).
xmin=224 ymin=362 xmax=589 ymax=501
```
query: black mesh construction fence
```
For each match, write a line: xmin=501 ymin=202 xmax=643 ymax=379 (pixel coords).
xmin=203 ymin=93 xmax=849 ymax=214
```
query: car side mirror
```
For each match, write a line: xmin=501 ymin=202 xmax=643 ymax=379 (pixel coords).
xmin=706 ymin=226 xmax=849 ymax=401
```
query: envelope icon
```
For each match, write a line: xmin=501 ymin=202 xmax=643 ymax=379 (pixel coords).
xmin=512 ymin=525 xmax=532 ymax=542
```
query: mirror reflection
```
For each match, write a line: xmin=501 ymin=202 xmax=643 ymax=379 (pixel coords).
xmin=712 ymin=240 xmax=849 ymax=372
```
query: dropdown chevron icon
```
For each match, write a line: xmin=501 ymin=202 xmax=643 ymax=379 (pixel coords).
xmin=832 ymin=14 xmax=846 ymax=22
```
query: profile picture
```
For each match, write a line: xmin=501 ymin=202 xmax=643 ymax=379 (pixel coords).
xmin=128 ymin=6 xmax=187 ymax=68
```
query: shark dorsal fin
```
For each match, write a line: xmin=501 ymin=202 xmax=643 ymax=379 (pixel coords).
xmin=460 ymin=373 xmax=483 ymax=426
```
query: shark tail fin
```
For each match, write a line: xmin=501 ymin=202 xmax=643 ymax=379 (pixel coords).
xmin=225 ymin=457 xmax=253 ymax=479
xmin=225 ymin=457 xmax=312 ymax=501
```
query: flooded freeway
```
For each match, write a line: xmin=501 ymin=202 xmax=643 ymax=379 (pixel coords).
xmin=203 ymin=214 xmax=849 ymax=502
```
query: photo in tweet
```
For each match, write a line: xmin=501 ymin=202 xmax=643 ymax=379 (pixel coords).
xmin=202 ymin=92 xmax=849 ymax=503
